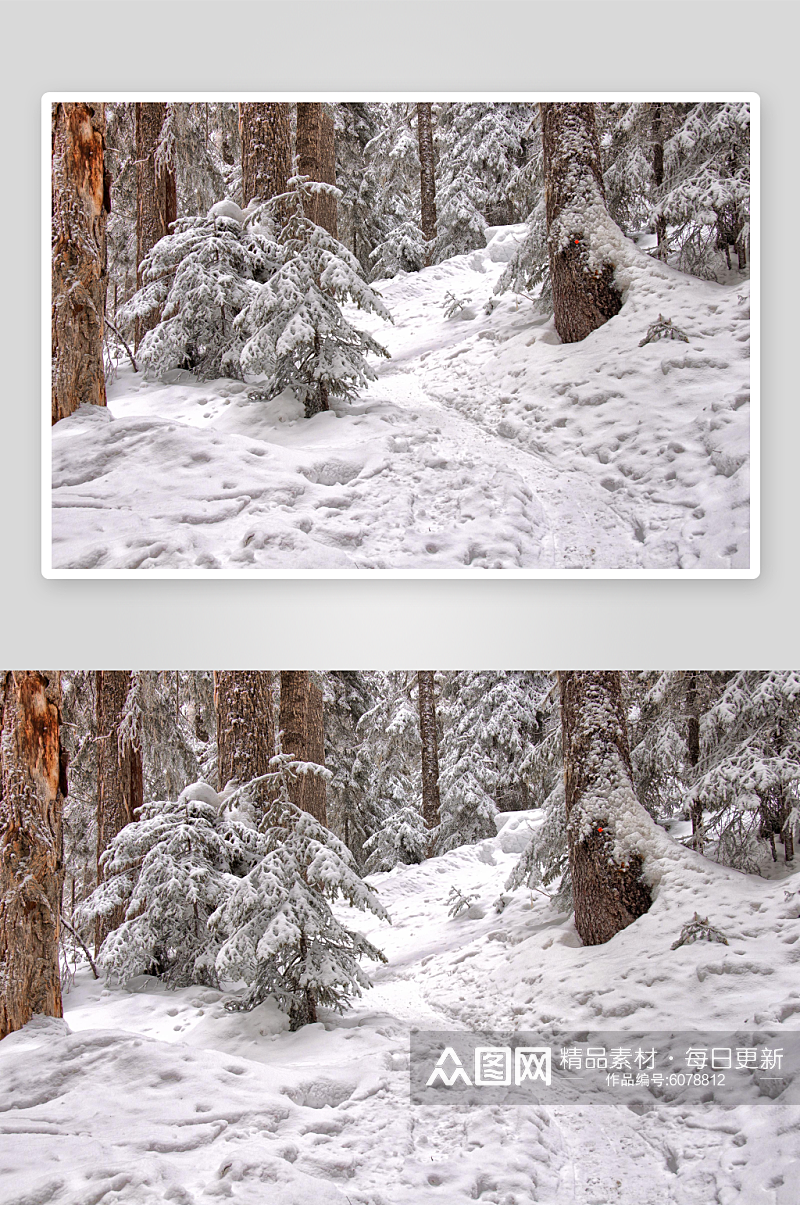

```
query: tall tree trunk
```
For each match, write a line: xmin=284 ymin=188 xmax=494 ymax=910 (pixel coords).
xmin=318 ymin=110 xmax=338 ymax=239
xmin=558 ymin=671 xmax=651 ymax=946
xmin=0 ymin=672 xmax=64 ymax=1039
xmin=214 ymin=671 xmax=274 ymax=804
xmin=238 ymin=102 xmax=292 ymax=214
xmin=297 ymin=102 xmax=323 ymax=227
xmin=51 ymin=102 xmax=108 ymax=423
xmin=280 ymin=671 xmax=310 ymax=809
xmin=541 ymin=103 xmax=623 ymax=343
xmin=279 ymin=672 xmax=327 ymax=822
xmin=685 ymin=671 xmax=703 ymax=852
xmin=95 ymin=671 xmax=143 ymax=953
xmin=418 ymin=671 xmax=441 ymax=834
xmin=650 ymin=102 xmax=667 ymax=259
xmin=296 ymin=104 xmax=339 ymax=238
xmin=135 ymin=102 xmax=177 ymax=350
xmin=417 ymin=103 xmax=437 ymax=265
xmin=303 ymin=681 xmax=327 ymax=825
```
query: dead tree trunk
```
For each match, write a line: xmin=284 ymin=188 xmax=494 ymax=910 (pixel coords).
xmin=417 ymin=103 xmax=437 ymax=265
xmin=418 ymin=671 xmax=441 ymax=835
xmin=558 ymin=671 xmax=652 ymax=945
xmin=214 ymin=671 xmax=274 ymax=805
xmin=0 ymin=672 xmax=64 ymax=1039
xmin=279 ymin=672 xmax=327 ymax=822
xmin=95 ymin=671 xmax=143 ymax=953
xmin=541 ymin=103 xmax=623 ymax=343
xmin=51 ymin=102 xmax=108 ymax=423
xmin=135 ymin=102 xmax=177 ymax=350
xmin=685 ymin=671 xmax=704 ymax=851
xmin=239 ymin=102 xmax=292 ymax=213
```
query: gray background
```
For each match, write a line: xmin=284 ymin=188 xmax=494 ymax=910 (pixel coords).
xmin=5 ymin=1 xmax=794 ymax=669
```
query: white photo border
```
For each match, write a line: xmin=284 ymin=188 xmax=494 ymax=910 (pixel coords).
xmin=41 ymin=91 xmax=760 ymax=581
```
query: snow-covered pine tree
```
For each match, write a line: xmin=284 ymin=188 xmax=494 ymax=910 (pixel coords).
xmin=362 ymin=805 xmax=428 ymax=874
xmin=211 ymin=754 xmax=388 ymax=1029
xmin=437 ymin=672 xmax=553 ymax=853
xmin=104 ymin=102 xmax=237 ymax=337
xmin=119 ymin=204 xmax=281 ymax=380
xmin=434 ymin=102 xmax=538 ymax=263
xmin=323 ymin=671 xmax=378 ymax=868
xmin=436 ymin=672 xmax=499 ymax=854
xmin=599 ymin=103 xmax=678 ymax=244
xmin=690 ymin=671 xmax=800 ymax=867
xmin=61 ymin=671 xmax=214 ymax=963
xmin=366 ymin=105 xmax=428 ymax=279
xmin=625 ymin=670 xmax=726 ymax=846
xmin=236 ymin=174 xmax=391 ymax=416
xmin=82 ymin=780 xmax=260 ymax=988
xmin=355 ymin=672 xmax=426 ymax=873
xmin=333 ymin=103 xmax=386 ymax=275
xmin=654 ymin=101 xmax=750 ymax=278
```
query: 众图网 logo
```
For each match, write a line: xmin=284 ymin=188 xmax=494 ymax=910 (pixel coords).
xmin=426 ymin=1045 xmax=552 ymax=1088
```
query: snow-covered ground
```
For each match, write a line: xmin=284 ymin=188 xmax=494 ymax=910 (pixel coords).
xmin=50 ymin=227 xmax=752 ymax=574
xmin=2 ymin=813 xmax=796 ymax=1204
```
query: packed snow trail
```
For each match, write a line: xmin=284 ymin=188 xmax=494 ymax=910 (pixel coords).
xmin=1 ymin=812 xmax=797 ymax=1204
xmin=51 ymin=226 xmax=751 ymax=572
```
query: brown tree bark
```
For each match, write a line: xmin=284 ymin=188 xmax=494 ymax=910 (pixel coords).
xmin=685 ymin=671 xmax=704 ymax=852
xmin=303 ymin=681 xmax=327 ymax=825
xmin=239 ymin=102 xmax=292 ymax=212
xmin=279 ymin=672 xmax=327 ymax=823
xmin=0 ymin=672 xmax=64 ymax=1039
xmin=135 ymin=102 xmax=177 ymax=350
xmin=558 ymin=671 xmax=651 ymax=946
xmin=95 ymin=671 xmax=143 ymax=953
xmin=541 ymin=103 xmax=622 ymax=343
xmin=417 ymin=103 xmax=437 ymax=264
xmin=214 ymin=671 xmax=274 ymax=803
xmin=297 ymin=102 xmax=323 ymax=227
xmin=418 ymin=671 xmax=441 ymax=834
xmin=296 ymin=104 xmax=339 ymax=238
xmin=318 ymin=111 xmax=339 ymax=240
xmin=51 ymin=102 xmax=108 ymax=424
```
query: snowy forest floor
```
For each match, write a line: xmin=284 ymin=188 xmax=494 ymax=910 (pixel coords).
xmin=1 ymin=813 xmax=797 ymax=1204
xmin=51 ymin=227 xmax=751 ymax=573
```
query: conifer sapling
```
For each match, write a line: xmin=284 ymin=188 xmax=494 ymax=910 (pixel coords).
xmin=237 ymin=175 xmax=392 ymax=418
xmin=211 ymin=753 xmax=389 ymax=1029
